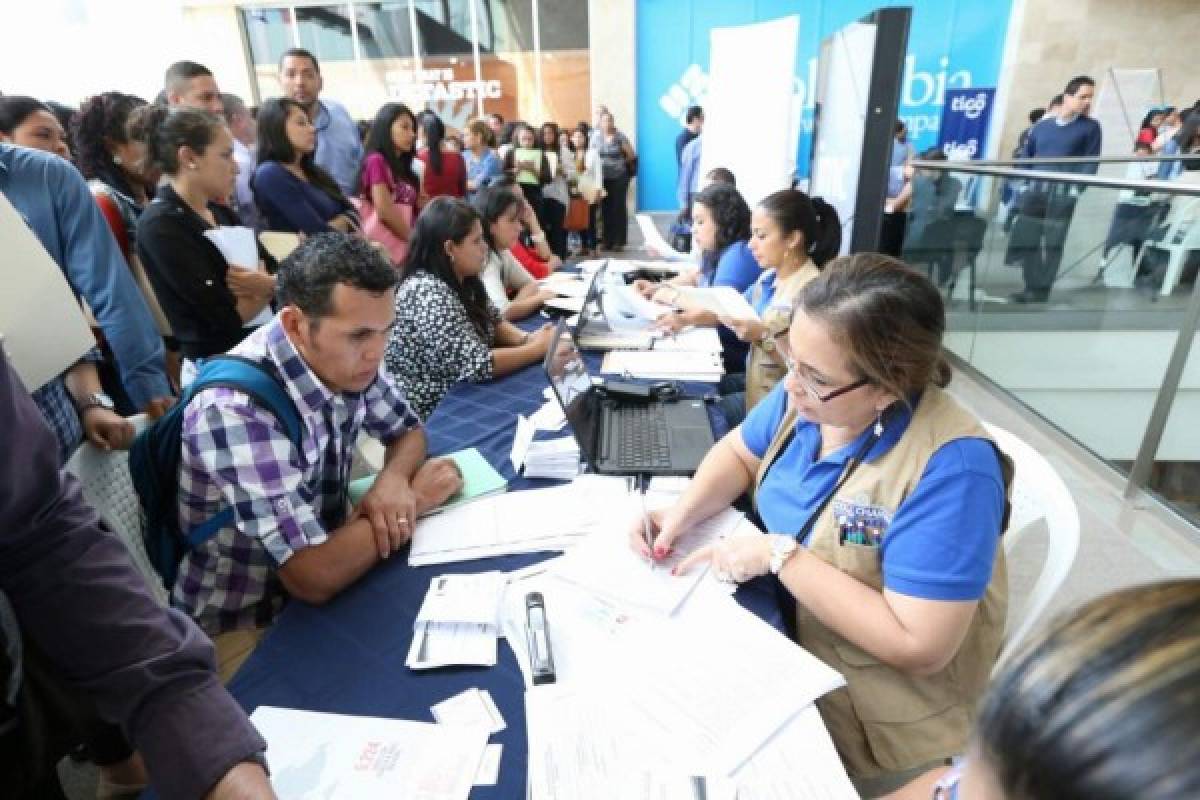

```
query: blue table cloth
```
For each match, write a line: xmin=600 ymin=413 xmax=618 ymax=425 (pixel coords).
xmin=227 ymin=313 xmax=772 ymax=799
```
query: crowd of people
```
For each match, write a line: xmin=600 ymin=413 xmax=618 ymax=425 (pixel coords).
xmin=1 ymin=51 xmax=1198 ymax=800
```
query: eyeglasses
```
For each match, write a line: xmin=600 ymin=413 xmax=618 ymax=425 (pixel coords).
xmin=774 ymin=333 xmax=870 ymax=403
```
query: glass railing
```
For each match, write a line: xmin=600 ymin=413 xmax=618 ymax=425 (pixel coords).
xmin=900 ymin=155 xmax=1200 ymax=527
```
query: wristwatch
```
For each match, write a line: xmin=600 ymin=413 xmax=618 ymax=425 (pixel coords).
xmin=77 ymin=391 xmax=115 ymax=415
xmin=768 ymin=534 xmax=799 ymax=575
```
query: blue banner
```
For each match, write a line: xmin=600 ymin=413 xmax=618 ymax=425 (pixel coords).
xmin=937 ymin=88 xmax=996 ymax=159
xmin=634 ymin=0 xmax=1016 ymax=211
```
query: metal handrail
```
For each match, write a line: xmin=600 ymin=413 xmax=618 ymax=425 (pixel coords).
xmin=910 ymin=160 xmax=1200 ymax=196
xmin=936 ymin=154 xmax=1195 ymax=166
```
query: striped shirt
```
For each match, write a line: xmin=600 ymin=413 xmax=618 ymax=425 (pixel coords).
xmin=175 ymin=316 xmax=420 ymax=634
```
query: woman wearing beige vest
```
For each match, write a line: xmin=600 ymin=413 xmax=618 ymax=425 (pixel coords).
xmin=717 ymin=189 xmax=841 ymax=427
xmin=636 ymin=254 xmax=1012 ymax=797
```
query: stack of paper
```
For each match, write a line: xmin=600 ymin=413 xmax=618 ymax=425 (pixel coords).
xmin=527 ymin=399 xmax=567 ymax=431
xmin=538 ymin=276 xmax=590 ymax=297
xmin=408 ymin=476 xmax=631 ymax=566
xmin=407 ymin=572 xmax=506 ymax=669
xmin=249 ymin=706 xmax=490 ymax=800
xmin=650 ymin=326 xmax=723 ymax=353
xmin=600 ymin=349 xmax=724 ymax=381
xmin=349 ymin=448 xmax=507 ymax=512
xmin=511 ymin=415 xmax=579 ymax=480
xmin=203 ymin=226 xmax=273 ymax=327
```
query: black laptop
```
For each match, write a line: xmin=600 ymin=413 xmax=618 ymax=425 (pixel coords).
xmin=542 ymin=320 xmax=714 ymax=475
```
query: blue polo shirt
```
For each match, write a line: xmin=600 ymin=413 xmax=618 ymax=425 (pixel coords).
xmin=0 ymin=144 xmax=169 ymax=408
xmin=740 ymin=383 xmax=1005 ymax=602
xmin=700 ymin=239 xmax=762 ymax=291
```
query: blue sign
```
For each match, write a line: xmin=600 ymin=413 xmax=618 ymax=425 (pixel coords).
xmin=635 ymin=0 xmax=1016 ymax=211
xmin=937 ymin=88 xmax=996 ymax=159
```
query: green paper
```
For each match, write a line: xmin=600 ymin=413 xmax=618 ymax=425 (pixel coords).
xmin=349 ymin=447 xmax=507 ymax=510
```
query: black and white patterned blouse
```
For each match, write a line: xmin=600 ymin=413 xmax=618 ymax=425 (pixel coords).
xmin=385 ymin=271 xmax=498 ymax=419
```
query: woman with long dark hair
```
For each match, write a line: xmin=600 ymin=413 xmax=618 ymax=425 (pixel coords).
xmin=384 ymin=197 xmax=554 ymax=419
xmin=416 ymin=112 xmax=467 ymax=202
xmin=539 ymin=121 xmax=570 ymax=259
xmin=474 ymin=185 xmax=556 ymax=320
xmin=357 ymin=102 xmax=420 ymax=265
xmin=252 ymin=97 xmax=357 ymax=234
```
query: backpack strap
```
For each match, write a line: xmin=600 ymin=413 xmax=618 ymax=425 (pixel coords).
xmin=181 ymin=356 xmax=305 ymax=549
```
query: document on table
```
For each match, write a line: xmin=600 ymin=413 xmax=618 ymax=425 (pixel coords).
xmin=431 ymin=688 xmax=506 ymax=733
xmin=545 ymin=295 xmax=585 ymax=314
xmin=203 ymin=226 xmax=273 ymax=326
xmin=549 ymin=507 xmax=747 ymax=615
xmin=509 ymin=414 xmax=536 ymax=471
xmin=601 ymin=284 xmax=672 ymax=331
xmin=408 ymin=477 xmax=631 ymax=566
xmin=415 ymin=572 xmax=507 ymax=627
xmin=0 ymin=192 xmax=95 ymax=391
xmin=651 ymin=326 xmax=723 ymax=353
xmin=539 ymin=277 xmax=590 ymax=297
xmin=677 ymin=286 xmax=761 ymax=321
xmin=527 ymin=399 xmax=567 ymax=431
xmin=601 ymin=349 xmax=724 ymax=380
xmin=249 ymin=706 xmax=489 ymax=800
xmin=350 ymin=447 xmax=506 ymax=511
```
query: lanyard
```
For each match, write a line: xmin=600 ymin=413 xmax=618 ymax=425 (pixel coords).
xmin=761 ymin=417 xmax=886 ymax=545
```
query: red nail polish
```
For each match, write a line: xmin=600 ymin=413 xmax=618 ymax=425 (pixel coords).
xmin=654 ymin=546 xmax=667 ymax=558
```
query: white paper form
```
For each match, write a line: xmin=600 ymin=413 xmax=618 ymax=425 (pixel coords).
xmin=539 ymin=277 xmax=590 ymax=297
xmin=203 ymin=226 xmax=273 ymax=326
xmin=249 ymin=706 xmax=488 ymax=800
xmin=601 ymin=581 xmax=846 ymax=777
xmin=549 ymin=507 xmax=746 ymax=615
xmin=678 ymin=286 xmax=762 ymax=321
xmin=650 ymin=326 xmax=723 ymax=353
xmin=431 ymin=688 xmax=506 ymax=733
xmin=415 ymin=572 xmax=507 ymax=627
xmin=408 ymin=477 xmax=630 ymax=566
xmin=544 ymin=295 xmax=585 ymax=314
xmin=722 ymin=706 xmax=859 ymax=800
xmin=0 ymin=193 xmax=95 ymax=391
xmin=527 ymin=399 xmax=567 ymax=431
xmin=406 ymin=621 xmax=496 ymax=669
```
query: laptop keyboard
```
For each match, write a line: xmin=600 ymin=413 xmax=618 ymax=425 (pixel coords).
xmin=615 ymin=405 xmax=671 ymax=469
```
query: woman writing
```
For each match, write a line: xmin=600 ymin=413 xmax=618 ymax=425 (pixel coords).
xmin=641 ymin=255 xmax=1010 ymax=798
xmin=474 ymin=186 xmax=556 ymax=320
xmin=358 ymin=102 xmax=420 ymax=266
xmin=133 ymin=106 xmax=276 ymax=384
xmin=384 ymin=197 xmax=554 ymax=419
xmin=252 ymin=97 xmax=358 ymax=234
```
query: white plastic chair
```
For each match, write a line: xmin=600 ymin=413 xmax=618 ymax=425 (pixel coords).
xmin=64 ymin=415 xmax=168 ymax=606
xmin=1134 ymin=196 xmax=1200 ymax=296
xmin=984 ymin=424 xmax=1080 ymax=664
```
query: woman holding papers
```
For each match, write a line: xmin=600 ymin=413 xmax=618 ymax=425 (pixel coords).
xmin=132 ymin=106 xmax=277 ymax=382
xmin=474 ymin=186 xmax=557 ymax=320
xmin=718 ymin=189 xmax=842 ymax=426
xmin=386 ymin=197 xmax=554 ymax=419
xmin=638 ymin=255 xmax=1010 ymax=798
xmin=885 ymin=580 xmax=1200 ymax=800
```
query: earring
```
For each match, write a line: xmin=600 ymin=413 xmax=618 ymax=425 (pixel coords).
xmin=873 ymin=411 xmax=885 ymax=437
xmin=188 ymin=163 xmax=198 ymax=170
xmin=112 ymin=155 xmax=123 ymax=166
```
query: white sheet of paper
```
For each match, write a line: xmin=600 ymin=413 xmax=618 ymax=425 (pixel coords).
xmin=406 ymin=621 xmax=497 ymax=669
xmin=509 ymin=414 xmax=535 ymax=471
xmin=249 ymin=705 xmax=489 ymax=800
xmin=0 ymin=192 xmax=95 ymax=391
xmin=678 ymin=286 xmax=761 ymax=321
xmin=528 ymin=399 xmax=567 ymax=431
xmin=635 ymin=214 xmax=691 ymax=262
xmin=431 ymin=688 xmax=506 ymax=733
xmin=545 ymin=295 xmax=585 ymax=314
xmin=474 ymin=744 xmax=502 ymax=787
xmin=415 ymin=572 xmax=507 ymax=626
xmin=203 ymin=226 xmax=273 ymax=326
xmin=549 ymin=507 xmax=745 ymax=615
xmin=651 ymin=326 xmax=723 ymax=353
xmin=540 ymin=278 xmax=590 ymax=297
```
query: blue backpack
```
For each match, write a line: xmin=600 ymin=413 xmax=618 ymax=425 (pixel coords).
xmin=128 ymin=356 xmax=303 ymax=592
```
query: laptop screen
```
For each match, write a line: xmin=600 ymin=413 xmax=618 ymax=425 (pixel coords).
xmin=573 ymin=261 xmax=607 ymax=340
xmin=542 ymin=319 xmax=600 ymax=462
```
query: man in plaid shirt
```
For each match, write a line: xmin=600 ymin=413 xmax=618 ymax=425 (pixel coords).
xmin=176 ymin=235 xmax=462 ymax=679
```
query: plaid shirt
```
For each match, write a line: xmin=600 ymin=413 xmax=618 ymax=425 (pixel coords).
xmin=30 ymin=347 xmax=104 ymax=466
xmin=175 ymin=317 xmax=421 ymax=635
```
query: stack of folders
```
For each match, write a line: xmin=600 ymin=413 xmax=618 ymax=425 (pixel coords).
xmin=511 ymin=414 xmax=580 ymax=481
xmin=407 ymin=571 xmax=507 ymax=670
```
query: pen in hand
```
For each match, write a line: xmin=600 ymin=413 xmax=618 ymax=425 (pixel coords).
xmin=640 ymin=485 xmax=655 ymax=572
